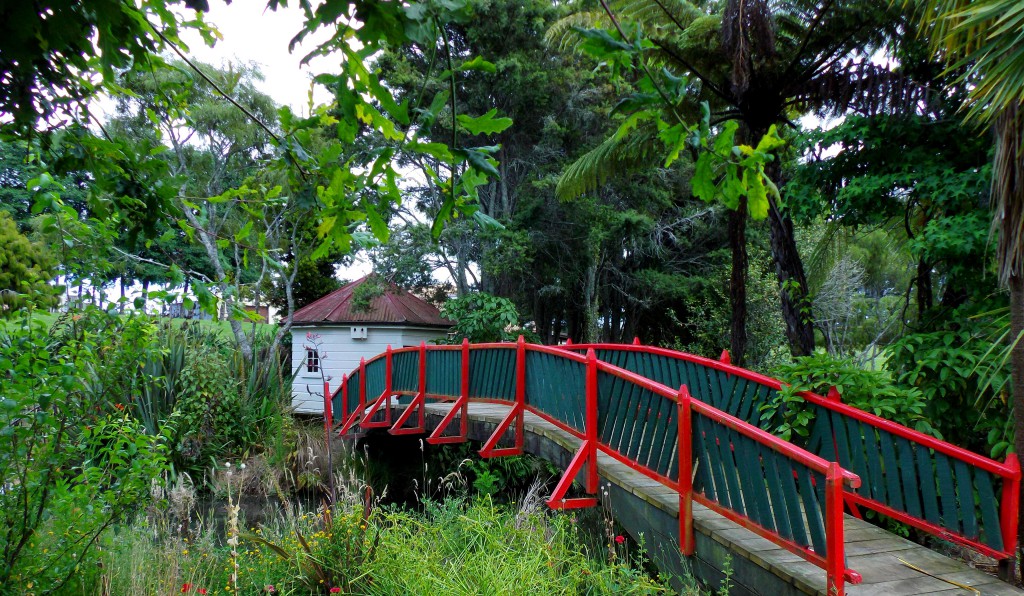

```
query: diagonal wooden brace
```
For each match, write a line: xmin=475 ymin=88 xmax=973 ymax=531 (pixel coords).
xmin=359 ymin=390 xmax=393 ymax=428
xmin=546 ymin=439 xmax=598 ymax=510
xmin=389 ymin=392 xmax=425 ymax=435
xmin=338 ymin=408 xmax=363 ymax=437
xmin=425 ymin=396 xmax=468 ymax=444
xmin=479 ymin=401 xmax=523 ymax=457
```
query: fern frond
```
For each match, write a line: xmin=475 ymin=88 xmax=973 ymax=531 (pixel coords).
xmin=619 ymin=0 xmax=704 ymax=34
xmin=556 ymin=124 xmax=665 ymax=200
xmin=545 ymin=12 xmax=608 ymax=53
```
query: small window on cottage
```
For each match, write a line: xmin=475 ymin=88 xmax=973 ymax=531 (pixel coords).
xmin=306 ymin=349 xmax=320 ymax=373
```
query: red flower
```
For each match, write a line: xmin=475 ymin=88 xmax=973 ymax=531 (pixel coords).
xmin=181 ymin=584 xmax=192 ymax=593
xmin=614 ymin=535 xmax=625 ymax=544
xmin=330 ymin=588 xmax=342 ymax=593
xmin=197 ymin=590 xmax=207 ymax=595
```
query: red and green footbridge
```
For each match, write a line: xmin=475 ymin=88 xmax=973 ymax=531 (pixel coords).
xmin=321 ymin=338 xmax=1023 ymax=595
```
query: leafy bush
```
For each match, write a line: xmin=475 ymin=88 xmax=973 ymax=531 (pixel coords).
xmin=0 ymin=311 xmax=171 ymax=592
xmin=174 ymin=344 xmax=242 ymax=466
xmin=440 ymin=292 xmax=538 ymax=343
xmin=766 ymin=351 xmax=936 ymax=441
xmin=886 ymin=318 xmax=1011 ymax=458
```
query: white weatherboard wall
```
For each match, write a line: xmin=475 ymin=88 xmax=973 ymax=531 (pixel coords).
xmin=291 ymin=325 xmax=450 ymax=414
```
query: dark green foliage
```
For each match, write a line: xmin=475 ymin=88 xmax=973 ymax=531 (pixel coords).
xmin=175 ymin=344 xmax=242 ymax=465
xmin=0 ymin=0 xmax=208 ymax=131
xmin=270 ymin=256 xmax=341 ymax=311
xmin=885 ymin=311 xmax=1012 ymax=458
xmin=350 ymin=276 xmax=387 ymax=313
xmin=791 ymin=114 xmax=994 ymax=312
xmin=47 ymin=309 xmax=288 ymax=478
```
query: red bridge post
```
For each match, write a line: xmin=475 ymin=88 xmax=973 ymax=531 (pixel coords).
xmin=546 ymin=348 xmax=599 ymax=509
xmin=480 ymin=336 xmax=525 ymax=457
xmin=678 ymin=385 xmax=694 ymax=555
xmin=391 ymin=342 xmax=428 ymax=435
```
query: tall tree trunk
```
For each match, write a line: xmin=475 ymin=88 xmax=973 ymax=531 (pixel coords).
xmin=583 ymin=245 xmax=600 ymax=344
xmin=728 ymin=198 xmax=749 ymax=365
xmin=917 ymin=258 xmax=933 ymax=314
xmin=767 ymin=197 xmax=815 ymax=357
xmin=994 ymin=105 xmax=1024 ymax=581
xmin=1012 ymin=274 xmax=1024 ymax=582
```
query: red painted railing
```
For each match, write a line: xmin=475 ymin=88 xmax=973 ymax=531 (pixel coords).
xmin=327 ymin=338 xmax=864 ymax=594
xmin=562 ymin=341 xmax=1022 ymax=562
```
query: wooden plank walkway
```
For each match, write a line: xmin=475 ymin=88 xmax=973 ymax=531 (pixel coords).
xmin=386 ymin=401 xmax=1024 ymax=595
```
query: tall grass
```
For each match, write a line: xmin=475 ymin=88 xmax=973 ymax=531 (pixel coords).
xmin=91 ymin=496 xmax=695 ymax=596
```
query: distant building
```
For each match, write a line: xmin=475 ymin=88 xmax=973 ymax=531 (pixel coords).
xmin=289 ymin=275 xmax=452 ymax=414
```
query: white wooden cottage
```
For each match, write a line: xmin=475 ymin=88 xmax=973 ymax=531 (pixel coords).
xmin=290 ymin=275 xmax=452 ymax=413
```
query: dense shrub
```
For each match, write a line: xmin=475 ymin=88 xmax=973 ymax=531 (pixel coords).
xmin=767 ymin=351 xmax=936 ymax=441
xmin=885 ymin=315 xmax=1012 ymax=458
xmin=0 ymin=311 xmax=172 ymax=592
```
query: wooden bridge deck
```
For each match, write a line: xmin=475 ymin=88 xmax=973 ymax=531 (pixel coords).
xmin=386 ymin=401 xmax=1024 ymax=596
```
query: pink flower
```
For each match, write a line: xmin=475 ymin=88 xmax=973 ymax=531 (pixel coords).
xmin=330 ymin=588 xmax=342 ymax=593
xmin=614 ymin=535 xmax=625 ymax=544
xmin=265 ymin=587 xmax=276 ymax=594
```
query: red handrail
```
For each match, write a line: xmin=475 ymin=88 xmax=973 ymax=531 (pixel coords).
xmin=333 ymin=339 xmax=862 ymax=594
xmin=563 ymin=341 xmax=1021 ymax=560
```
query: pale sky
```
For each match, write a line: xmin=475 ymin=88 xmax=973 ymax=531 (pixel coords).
xmin=179 ymin=1 xmax=335 ymax=114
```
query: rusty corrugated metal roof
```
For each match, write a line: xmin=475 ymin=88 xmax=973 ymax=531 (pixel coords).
xmin=291 ymin=275 xmax=453 ymax=327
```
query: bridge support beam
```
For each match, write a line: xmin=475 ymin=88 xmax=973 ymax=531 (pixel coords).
xmin=339 ymin=359 xmax=367 ymax=436
xmin=427 ymin=339 xmax=470 ymax=444
xmin=678 ymin=385 xmax=694 ymax=556
xmin=480 ymin=336 xmax=526 ymax=457
xmin=547 ymin=349 xmax=599 ymax=509
xmin=390 ymin=343 xmax=428 ymax=436
xmin=360 ymin=346 xmax=394 ymax=429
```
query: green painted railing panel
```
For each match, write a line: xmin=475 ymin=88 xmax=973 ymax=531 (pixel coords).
xmin=692 ymin=409 xmax=830 ymax=558
xmin=595 ymin=370 xmax=678 ymax=481
xmin=955 ymin=461 xmax=978 ymax=540
xmin=977 ymin=473 xmax=1005 ymax=552
xmin=588 ymin=349 xmax=778 ymax=425
xmin=392 ymin=351 xmax=419 ymax=393
xmin=525 ymin=351 xmax=586 ymax=433
xmin=805 ymin=402 xmax=1006 ymax=553
xmin=468 ymin=348 xmax=516 ymax=401
xmin=425 ymin=350 xmax=461 ymax=397
xmin=336 ymin=369 xmax=360 ymax=417
xmin=364 ymin=358 xmax=386 ymax=401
